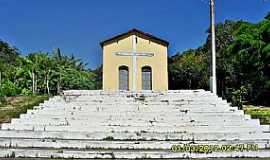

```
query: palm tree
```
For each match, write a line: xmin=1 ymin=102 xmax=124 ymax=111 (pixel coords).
xmin=24 ymin=57 xmax=36 ymax=93
xmin=0 ymin=60 xmax=5 ymax=87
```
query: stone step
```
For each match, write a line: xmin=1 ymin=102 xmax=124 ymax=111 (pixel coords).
xmin=7 ymin=120 xmax=260 ymax=131
xmin=70 ymin=94 xmax=216 ymax=97
xmin=71 ymin=96 xmax=223 ymax=100
xmin=18 ymin=114 xmax=252 ymax=123
xmin=63 ymin=90 xmax=210 ymax=95
xmin=40 ymin=102 xmax=229 ymax=108
xmin=65 ymin=93 xmax=215 ymax=97
xmin=64 ymin=94 xmax=217 ymax=98
xmin=66 ymin=96 xmax=222 ymax=101
xmin=4 ymin=147 xmax=270 ymax=159
xmin=0 ymin=130 xmax=269 ymax=141
xmin=2 ymin=123 xmax=263 ymax=133
xmin=64 ymin=89 xmax=205 ymax=92
xmin=21 ymin=107 xmax=247 ymax=116
xmin=65 ymin=94 xmax=221 ymax=99
xmin=28 ymin=110 xmax=243 ymax=116
xmin=67 ymin=99 xmax=228 ymax=103
xmin=3 ymin=147 xmax=270 ymax=159
xmin=69 ymin=98 xmax=223 ymax=103
xmin=32 ymin=104 xmax=236 ymax=109
xmin=34 ymin=104 xmax=233 ymax=110
xmin=14 ymin=116 xmax=256 ymax=128
xmin=49 ymin=102 xmax=229 ymax=106
xmin=69 ymin=93 xmax=217 ymax=96
xmin=0 ymin=138 xmax=269 ymax=150
xmin=2 ymin=147 xmax=270 ymax=159
xmin=21 ymin=112 xmax=248 ymax=119
xmin=29 ymin=108 xmax=241 ymax=114
xmin=11 ymin=116 xmax=259 ymax=126
xmin=261 ymin=125 xmax=270 ymax=132
xmin=9 ymin=115 xmax=259 ymax=125
xmin=27 ymin=107 xmax=244 ymax=116
xmin=72 ymin=92 xmax=218 ymax=96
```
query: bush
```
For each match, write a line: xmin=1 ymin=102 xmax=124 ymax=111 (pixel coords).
xmin=231 ymin=86 xmax=248 ymax=109
xmin=0 ymin=88 xmax=6 ymax=105
xmin=0 ymin=80 xmax=20 ymax=96
xmin=20 ymin=88 xmax=33 ymax=96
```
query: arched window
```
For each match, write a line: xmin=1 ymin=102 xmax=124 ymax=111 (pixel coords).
xmin=119 ymin=66 xmax=129 ymax=91
xmin=142 ymin=66 xmax=152 ymax=90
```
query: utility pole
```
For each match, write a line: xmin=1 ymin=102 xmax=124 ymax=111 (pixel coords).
xmin=210 ymin=0 xmax=217 ymax=95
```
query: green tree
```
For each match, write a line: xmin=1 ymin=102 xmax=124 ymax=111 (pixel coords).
xmin=169 ymin=13 xmax=270 ymax=106
xmin=169 ymin=49 xmax=208 ymax=90
xmin=92 ymin=65 xmax=103 ymax=89
xmin=0 ymin=40 xmax=19 ymax=64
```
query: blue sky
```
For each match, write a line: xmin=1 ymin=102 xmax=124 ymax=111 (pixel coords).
xmin=0 ymin=0 xmax=269 ymax=69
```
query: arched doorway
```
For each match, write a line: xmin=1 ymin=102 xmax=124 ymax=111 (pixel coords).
xmin=142 ymin=66 xmax=152 ymax=90
xmin=119 ymin=66 xmax=129 ymax=91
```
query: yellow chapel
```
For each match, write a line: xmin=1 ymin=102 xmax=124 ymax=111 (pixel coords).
xmin=100 ymin=29 xmax=169 ymax=91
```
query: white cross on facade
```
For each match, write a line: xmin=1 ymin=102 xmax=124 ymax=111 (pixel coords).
xmin=114 ymin=35 xmax=154 ymax=91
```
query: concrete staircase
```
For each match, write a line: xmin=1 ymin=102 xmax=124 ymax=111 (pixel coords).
xmin=0 ymin=90 xmax=269 ymax=158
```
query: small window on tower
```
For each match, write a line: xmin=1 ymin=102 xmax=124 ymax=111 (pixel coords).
xmin=136 ymin=37 xmax=138 ymax=43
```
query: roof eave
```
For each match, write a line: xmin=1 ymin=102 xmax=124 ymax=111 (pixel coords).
xmin=100 ymin=29 xmax=169 ymax=48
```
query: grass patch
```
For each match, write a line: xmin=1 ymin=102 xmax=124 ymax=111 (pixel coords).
xmin=0 ymin=95 xmax=49 ymax=123
xmin=244 ymin=105 xmax=270 ymax=125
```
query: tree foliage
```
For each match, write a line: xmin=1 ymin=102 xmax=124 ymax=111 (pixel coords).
xmin=169 ymin=13 xmax=270 ymax=106
xmin=0 ymin=42 xmax=100 ymax=97
xmin=0 ymin=40 xmax=19 ymax=64
xmin=169 ymin=48 xmax=209 ymax=90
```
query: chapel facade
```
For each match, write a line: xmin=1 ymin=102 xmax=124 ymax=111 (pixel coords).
xmin=101 ymin=29 xmax=169 ymax=91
